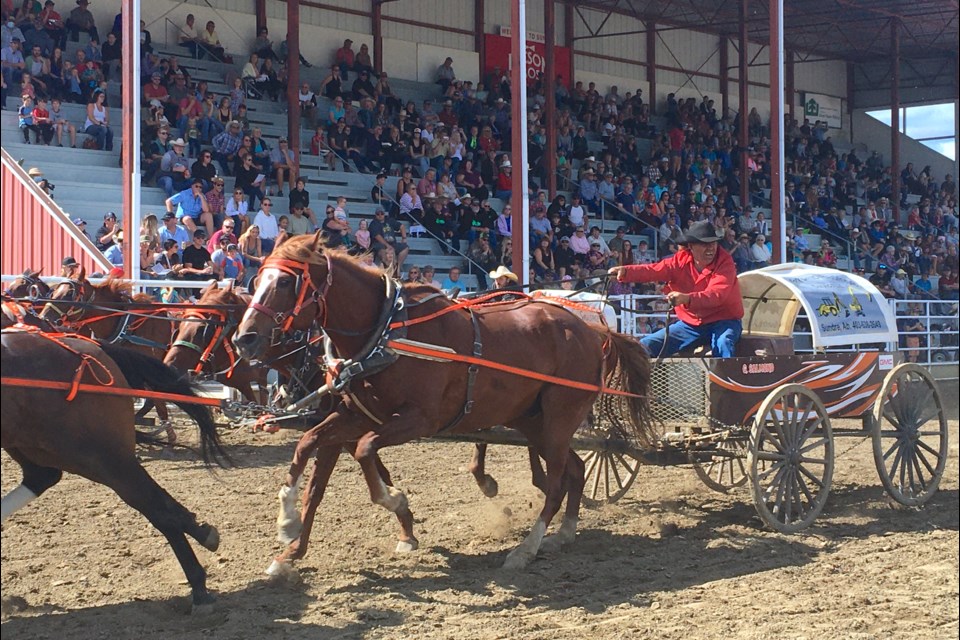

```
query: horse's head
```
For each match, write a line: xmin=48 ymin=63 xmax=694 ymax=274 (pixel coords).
xmin=6 ymin=268 xmax=50 ymax=299
xmin=233 ymin=232 xmax=331 ymax=361
xmin=39 ymin=266 xmax=91 ymax=322
xmin=167 ymin=281 xmax=247 ymax=374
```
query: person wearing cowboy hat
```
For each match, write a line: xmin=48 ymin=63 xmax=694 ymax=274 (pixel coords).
xmin=609 ymin=219 xmax=744 ymax=358
xmin=489 ymin=265 xmax=522 ymax=294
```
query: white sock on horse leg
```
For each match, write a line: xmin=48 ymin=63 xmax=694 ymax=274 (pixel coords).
xmin=503 ymin=518 xmax=547 ymax=570
xmin=2 ymin=484 xmax=38 ymax=523
xmin=276 ymin=479 xmax=302 ymax=544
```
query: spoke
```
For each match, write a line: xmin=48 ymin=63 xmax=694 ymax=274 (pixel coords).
xmin=913 ymin=406 xmax=941 ymax=426
xmin=733 ymin=456 xmax=747 ymax=483
xmin=613 ymin=452 xmax=638 ymax=477
xmin=909 ymin=452 xmax=928 ymax=492
xmin=879 ymin=429 xmax=907 ymax=438
xmin=882 ymin=440 xmax=901 ymax=462
xmin=796 ymin=470 xmax=817 ymax=503
xmin=770 ymin=406 xmax=790 ymax=451
xmin=882 ymin=407 xmax=904 ymax=431
xmin=763 ymin=462 xmax=790 ymax=503
xmin=602 ymin=455 xmax=611 ymax=499
xmin=916 ymin=439 xmax=944 ymax=460
xmin=759 ymin=423 xmax=787 ymax=453
xmin=791 ymin=469 xmax=806 ymax=518
xmin=917 ymin=428 xmax=945 ymax=438
xmin=584 ymin=451 xmax=600 ymax=479
xmin=771 ymin=464 xmax=790 ymax=514
xmin=797 ymin=456 xmax=827 ymax=466
xmin=797 ymin=463 xmax=825 ymax=489
xmin=914 ymin=446 xmax=938 ymax=478
xmin=779 ymin=468 xmax=795 ymax=523
xmin=588 ymin=453 xmax=603 ymax=499
xmin=609 ymin=454 xmax=627 ymax=490
xmin=756 ymin=458 xmax=787 ymax=482
xmin=755 ymin=450 xmax=786 ymax=462
xmin=799 ymin=436 xmax=830 ymax=455
xmin=898 ymin=445 xmax=908 ymax=491
xmin=905 ymin=449 xmax=916 ymax=495
xmin=797 ymin=412 xmax=823 ymax=447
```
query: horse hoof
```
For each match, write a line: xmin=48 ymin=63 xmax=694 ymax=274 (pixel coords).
xmin=539 ymin=534 xmax=568 ymax=555
xmin=191 ymin=592 xmax=216 ymax=615
xmin=265 ymin=559 xmax=299 ymax=582
xmin=502 ymin=549 xmax=535 ymax=571
xmin=277 ymin=521 xmax=301 ymax=545
xmin=480 ymin=476 xmax=499 ymax=498
xmin=202 ymin=526 xmax=220 ymax=552
xmin=395 ymin=538 xmax=419 ymax=553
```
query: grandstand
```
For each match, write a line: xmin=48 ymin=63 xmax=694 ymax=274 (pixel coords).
xmin=1 ymin=0 xmax=956 ymax=357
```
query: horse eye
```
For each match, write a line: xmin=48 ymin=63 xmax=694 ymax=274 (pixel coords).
xmin=277 ymin=276 xmax=293 ymax=289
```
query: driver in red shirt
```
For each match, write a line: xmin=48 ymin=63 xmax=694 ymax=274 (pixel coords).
xmin=608 ymin=220 xmax=744 ymax=357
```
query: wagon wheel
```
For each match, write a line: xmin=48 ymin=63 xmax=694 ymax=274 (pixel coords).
xmin=692 ymin=436 xmax=749 ymax=493
xmin=581 ymin=449 xmax=642 ymax=507
xmin=872 ymin=363 xmax=948 ymax=507
xmin=748 ymin=384 xmax=834 ymax=533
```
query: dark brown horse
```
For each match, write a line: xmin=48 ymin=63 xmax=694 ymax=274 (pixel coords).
xmin=5 ymin=268 xmax=52 ymax=299
xmin=164 ymin=281 xmax=268 ymax=406
xmin=1 ymin=329 xmax=229 ymax=609
xmin=232 ymin=233 xmax=654 ymax=574
xmin=40 ymin=270 xmax=178 ymax=440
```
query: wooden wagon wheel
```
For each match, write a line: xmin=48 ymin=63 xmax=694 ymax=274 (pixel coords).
xmin=748 ymin=384 xmax=834 ymax=533
xmin=872 ymin=363 xmax=949 ymax=507
xmin=692 ymin=436 xmax=749 ymax=493
xmin=581 ymin=449 xmax=642 ymax=507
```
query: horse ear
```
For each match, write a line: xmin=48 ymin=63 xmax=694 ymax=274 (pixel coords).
xmin=77 ymin=265 xmax=87 ymax=280
xmin=200 ymin=281 xmax=218 ymax=297
xmin=33 ymin=268 xmax=43 ymax=277
xmin=310 ymin=229 xmax=324 ymax=252
xmin=224 ymin=280 xmax=234 ymax=293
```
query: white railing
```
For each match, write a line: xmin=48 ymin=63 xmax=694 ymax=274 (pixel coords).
xmin=2 ymin=274 xmax=233 ymax=292
xmin=607 ymin=294 xmax=958 ymax=366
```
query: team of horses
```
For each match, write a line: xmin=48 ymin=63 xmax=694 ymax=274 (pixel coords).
xmin=1 ymin=234 xmax=654 ymax=609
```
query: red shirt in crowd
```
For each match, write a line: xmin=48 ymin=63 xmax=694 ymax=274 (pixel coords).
xmin=32 ymin=106 xmax=51 ymax=124
xmin=616 ymin=248 xmax=744 ymax=326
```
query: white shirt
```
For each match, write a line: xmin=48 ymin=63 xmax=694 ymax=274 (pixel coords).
xmin=226 ymin=198 xmax=249 ymax=220
xmin=253 ymin=209 xmax=279 ymax=239
xmin=568 ymin=205 xmax=586 ymax=226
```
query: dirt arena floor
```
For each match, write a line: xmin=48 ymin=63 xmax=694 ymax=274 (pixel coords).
xmin=3 ymin=417 xmax=958 ymax=640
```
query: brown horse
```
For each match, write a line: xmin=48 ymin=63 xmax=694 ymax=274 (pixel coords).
xmin=1 ymin=329 xmax=229 ymax=610
xmin=164 ymin=281 xmax=268 ymax=406
xmin=232 ymin=233 xmax=654 ymax=573
xmin=4 ymin=268 xmax=52 ymax=299
xmin=40 ymin=269 xmax=178 ymax=439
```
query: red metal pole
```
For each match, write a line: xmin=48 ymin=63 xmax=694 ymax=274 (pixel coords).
xmin=720 ymin=36 xmax=729 ymax=120
xmin=769 ymin=0 xmax=784 ymax=264
xmin=287 ymin=0 xmax=300 ymax=168
xmin=121 ymin=0 xmax=135 ymax=279
xmin=255 ymin=0 xmax=267 ymax=35
xmin=785 ymin=49 xmax=795 ymax=121
xmin=475 ymin=0 xmax=485 ymax=82
xmin=646 ymin=22 xmax=656 ymax=113
xmin=544 ymin=0 xmax=557 ymax=196
xmin=373 ymin=0 xmax=383 ymax=72
xmin=891 ymin=19 xmax=901 ymax=224
xmin=565 ymin=2 xmax=574 ymax=89
xmin=738 ymin=0 xmax=750 ymax=211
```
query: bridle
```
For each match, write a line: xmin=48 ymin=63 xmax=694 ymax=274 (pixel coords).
xmin=249 ymin=254 xmax=334 ymax=333
xmin=39 ymin=278 xmax=91 ymax=322
xmin=172 ymin=308 xmax=239 ymax=377
xmin=6 ymin=273 xmax=49 ymax=299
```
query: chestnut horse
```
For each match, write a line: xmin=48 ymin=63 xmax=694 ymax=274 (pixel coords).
xmin=5 ymin=268 xmax=52 ymax=299
xmin=40 ymin=270 xmax=178 ymax=439
xmin=164 ymin=281 xmax=268 ymax=406
xmin=1 ymin=329 xmax=229 ymax=609
xmin=233 ymin=233 xmax=654 ymax=573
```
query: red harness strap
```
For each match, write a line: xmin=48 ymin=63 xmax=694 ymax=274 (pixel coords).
xmin=0 ymin=376 xmax=222 ymax=406
xmin=2 ymin=325 xmax=115 ymax=400
xmin=385 ymin=339 xmax=642 ymax=398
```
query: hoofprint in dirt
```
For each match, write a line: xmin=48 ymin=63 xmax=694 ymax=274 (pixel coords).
xmin=2 ymin=420 xmax=958 ymax=640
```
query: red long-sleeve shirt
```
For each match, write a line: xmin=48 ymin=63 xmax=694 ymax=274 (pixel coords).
xmin=617 ymin=248 xmax=744 ymax=326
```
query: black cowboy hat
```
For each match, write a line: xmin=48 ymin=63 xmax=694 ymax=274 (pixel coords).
xmin=679 ymin=220 xmax=722 ymax=244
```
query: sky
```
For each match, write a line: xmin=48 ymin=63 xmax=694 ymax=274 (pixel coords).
xmin=867 ymin=103 xmax=956 ymax=161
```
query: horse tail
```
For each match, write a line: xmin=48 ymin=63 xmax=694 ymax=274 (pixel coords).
xmin=594 ymin=326 xmax=658 ymax=448
xmin=99 ymin=343 xmax=232 ymax=467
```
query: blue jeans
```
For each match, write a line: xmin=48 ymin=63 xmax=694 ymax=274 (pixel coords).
xmin=85 ymin=124 xmax=113 ymax=151
xmin=641 ymin=318 xmax=742 ymax=359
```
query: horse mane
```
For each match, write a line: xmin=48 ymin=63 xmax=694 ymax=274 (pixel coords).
xmin=197 ymin=284 xmax=245 ymax=306
xmin=271 ymin=234 xmax=388 ymax=278
xmin=94 ymin=277 xmax=134 ymax=300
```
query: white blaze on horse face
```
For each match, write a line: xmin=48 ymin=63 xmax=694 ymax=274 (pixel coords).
xmin=241 ymin=267 xmax=281 ymax=329
xmin=1 ymin=484 xmax=38 ymax=523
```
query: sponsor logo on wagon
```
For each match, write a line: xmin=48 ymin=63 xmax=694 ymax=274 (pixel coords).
xmin=742 ymin=362 xmax=776 ymax=375
xmin=878 ymin=354 xmax=894 ymax=370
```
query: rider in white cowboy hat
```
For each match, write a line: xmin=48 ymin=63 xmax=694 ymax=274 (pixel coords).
xmin=489 ymin=265 xmax=522 ymax=294
xmin=608 ymin=219 xmax=744 ymax=358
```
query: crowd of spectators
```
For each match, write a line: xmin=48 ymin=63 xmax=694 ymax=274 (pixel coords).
xmin=4 ymin=6 xmax=958 ymax=308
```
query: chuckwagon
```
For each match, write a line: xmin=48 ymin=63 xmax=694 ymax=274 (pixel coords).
xmin=442 ymin=264 xmax=950 ymax=533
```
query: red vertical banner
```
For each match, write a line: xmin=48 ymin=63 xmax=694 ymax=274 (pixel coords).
xmin=483 ymin=34 xmax=571 ymax=88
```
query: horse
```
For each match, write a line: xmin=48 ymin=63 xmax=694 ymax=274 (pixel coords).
xmin=4 ymin=268 xmax=52 ymax=299
xmin=164 ymin=281 xmax=268 ymax=406
xmin=1 ymin=328 xmax=230 ymax=610
xmin=40 ymin=268 xmax=178 ymax=440
xmin=232 ymin=233 xmax=655 ymax=573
